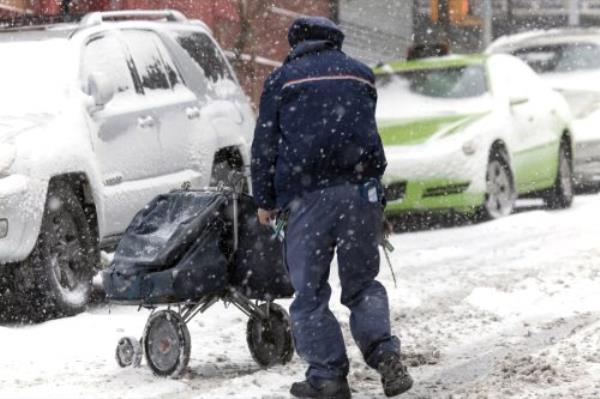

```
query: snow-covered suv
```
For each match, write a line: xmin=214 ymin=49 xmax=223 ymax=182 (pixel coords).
xmin=0 ymin=10 xmax=255 ymax=319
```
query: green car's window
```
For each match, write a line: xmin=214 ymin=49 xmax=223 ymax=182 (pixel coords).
xmin=376 ymin=65 xmax=487 ymax=99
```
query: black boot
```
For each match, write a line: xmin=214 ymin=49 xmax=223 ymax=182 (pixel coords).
xmin=378 ymin=354 xmax=413 ymax=397
xmin=290 ymin=378 xmax=351 ymax=399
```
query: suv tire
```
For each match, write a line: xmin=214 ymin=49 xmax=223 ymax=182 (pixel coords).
xmin=210 ymin=155 xmax=248 ymax=193
xmin=210 ymin=159 xmax=235 ymax=187
xmin=20 ymin=182 xmax=97 ymax=320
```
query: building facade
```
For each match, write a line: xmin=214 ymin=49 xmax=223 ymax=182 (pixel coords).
xmin=414 ymin=0 xmax=600 ymax=53
xmin=337 ymin=0 xmax=413 ymax=65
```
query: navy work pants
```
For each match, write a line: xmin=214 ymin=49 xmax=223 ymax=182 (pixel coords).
xmin=285 ymin=184 xmax=400 ymax=381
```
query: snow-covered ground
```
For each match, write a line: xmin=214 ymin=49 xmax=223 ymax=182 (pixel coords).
xmin=2 ymin=193 xmax=600 ymax=399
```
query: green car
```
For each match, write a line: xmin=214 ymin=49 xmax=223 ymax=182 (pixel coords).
xmin=375 ymin=54 xmax=575 ymax=219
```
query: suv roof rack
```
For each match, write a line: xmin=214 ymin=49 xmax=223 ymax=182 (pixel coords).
xmin=80 ymin=9 xmax=187 ymax=28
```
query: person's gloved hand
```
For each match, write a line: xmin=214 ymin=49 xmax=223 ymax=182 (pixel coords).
xmin=257 ymin=208 xmax=278 ymax=226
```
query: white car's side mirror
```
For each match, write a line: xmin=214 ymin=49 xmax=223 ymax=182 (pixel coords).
xmin=88 ymin=73 xmax=115 ymax=109
xmin=510 ymin=96 xmax=529 ymax=107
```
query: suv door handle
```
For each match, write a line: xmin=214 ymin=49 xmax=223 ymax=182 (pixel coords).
xmin=185 ymin=106 xmax=201 ymax=120
xmin=138 ymin=115 xmax=155 ymax=129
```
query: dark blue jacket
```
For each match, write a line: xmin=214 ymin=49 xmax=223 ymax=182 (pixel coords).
xmin=251 ymin=17 xmax=387 ymax=210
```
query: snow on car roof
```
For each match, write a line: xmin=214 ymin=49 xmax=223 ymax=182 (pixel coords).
xmin=374 ymin=54 xmax=486 ymax=75
xmin=0 ymin=18 xmax=212 ymax=43
xmin=487 ymin=28 xmax=600 ymax=53
xmin=0 ymin=24 xmax=76 ymax=42
xmin=96 ymin=19 xmax=212 ymax=36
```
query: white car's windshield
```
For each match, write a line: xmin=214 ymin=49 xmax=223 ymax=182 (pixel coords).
xmin=0 ymin=40 xmax=70 ymax=116
xmin=376 ymin=64 xmax=492 ymax=120
xmin=513 ymin=43 xmax=600 ymax=74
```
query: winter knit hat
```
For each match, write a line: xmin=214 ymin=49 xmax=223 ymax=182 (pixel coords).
xmin=287 ymin=16 xmax=345 ymax=49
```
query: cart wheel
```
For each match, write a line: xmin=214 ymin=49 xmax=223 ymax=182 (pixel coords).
xmin=143 ymin=310 xmax=191 ymax=378
xmin=115 ymin=336 xmax=142 ymax=368
xmin=247 ymin=303 xmax=294 ymax=368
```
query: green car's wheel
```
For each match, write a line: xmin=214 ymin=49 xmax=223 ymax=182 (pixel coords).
xmin=483 ymin=150 xmax=515 ymax=219
xmin=545 ymin=141 xmax=574 ymax=209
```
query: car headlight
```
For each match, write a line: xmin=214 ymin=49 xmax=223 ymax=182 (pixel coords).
xmin=0 ymin=144 xmax=16 ymax=176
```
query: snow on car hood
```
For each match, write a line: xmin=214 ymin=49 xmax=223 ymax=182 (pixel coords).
xmin=0 ymin=39 xmax=71 ymax=119
xmin=376 ymin=74 xmax=493 ymax=146
xmin=377 ymin=113 xmax=489 ymax=146
xmin=0 ymin=113 xmax=54 ymax=142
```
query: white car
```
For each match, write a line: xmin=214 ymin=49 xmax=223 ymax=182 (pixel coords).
xmin=487 ymin=28 xmax=600 ymax=186
xmin=375 ymin=54 xmax=574 ymax=219
xmin=0 ymin=10 xmax=255 ymax=319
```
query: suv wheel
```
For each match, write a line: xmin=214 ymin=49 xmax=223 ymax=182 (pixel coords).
xmin=210 ymin=159 xmax=235 ymax=187
xmin=20 ymin=182 xmax=97 ymax=320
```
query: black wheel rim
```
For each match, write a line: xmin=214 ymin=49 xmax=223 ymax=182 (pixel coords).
xmin=47 ymin=208 xmax=88 ymax=296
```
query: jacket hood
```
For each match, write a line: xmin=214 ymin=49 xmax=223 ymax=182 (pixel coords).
xmin=285 ymin=40 xmax=336 ymax=63
xmin=287 ymin=17 xmax=345 ymax=49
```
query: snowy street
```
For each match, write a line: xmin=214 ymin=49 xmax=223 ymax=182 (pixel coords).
xmin=1 ymin=193 xmax=599 ymax=399
xmin=4 ymin=1 xmax=600 ymax=399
